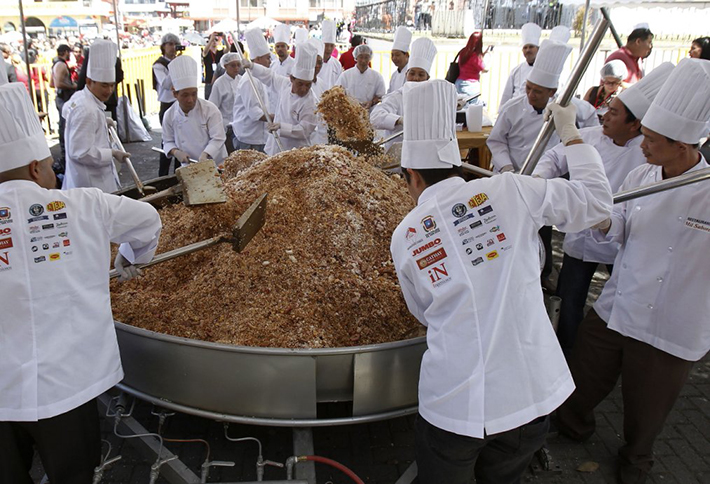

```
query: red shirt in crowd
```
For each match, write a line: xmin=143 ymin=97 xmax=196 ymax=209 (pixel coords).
xmin=339 ymin=47 xmax=356 ymax=70
xmin=605 ymin=47 xmax=643 ymax=84
xmin=457 ymin=54 xmax=486 ymax=82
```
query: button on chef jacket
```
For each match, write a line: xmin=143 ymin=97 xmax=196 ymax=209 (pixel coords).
xmin=61 ymin=88 xmax=120 ymax=193
xmin=488 ymin=95 xmax=599 ymax=172
xmin=162 ymin=98 xmax=227 ymax=166
xmin=249 ymin=64 xmax=317 ymax=156
xmin=336 ymin=67 xmax=386 ymax=110
xmin=232 ymin=74 xmax=270 ymax=145
xmin=533 ymin=126 xmax=646 ymax=264
xmin=208 ymin=72 xmax=240 ymax=131
xmin=593 ymin=157 xmax=710 ymax=361
xmin=391 ymin=144 xmax=612 ymax=438
xmin=0 ymin=181 xmax=161 ymax=421
xmin=370 ymin=88 xmax=404 ymax=149
xmin=317 ymin=56 xmax=343 ymax=91
xmin=388 ymin=63 xmax=408 ymax=94
xmin=499 ymin=61 xmax=534 ymax=107
xmin=153 ymin=57 xmax=175 ymax=104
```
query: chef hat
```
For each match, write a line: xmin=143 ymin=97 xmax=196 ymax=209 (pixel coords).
xmin=392 ymin=26 xmax=412 ymax=53
xmin=274 ymin=24 xmax=291 ymax=45
xmin=308 ymin=38 xmax=324 ymax=58
xmin=168 ymin=55 xmax=198 ymax=91
xmin=0 ymin=83 xmax=52 ymax=173
xmin=294 ymin=27 xmax=308 ymax=45
xmin=0 ymin=56 xmax=8 ymax=86
xmin=617 ymin=62 xmax=674 ymax=120
xmin=245 ymin=28 xmax=270 ymax=58
xmin=220 ymin=52 xmax=240 ymax=68
xmin=549 ymin=25 xmax=571 ymax=44
xmin=353 ymin=44 xmax=373 ymax=59
xmin=87 ymin=39 xmax=117 ymax=83
xmin=527 ymin=39 xmax=572 ymax=89
xmin=642 ymin=58 xmax=710 ymax=144
xmin=402 ymin=80 xmax=461 ymax=169
xmin=407 ymin=37 xmax=437 ymax=75
xmin=521 ymin=23 xmax=542 ymax=47
xmin=600 ymin=59 xmax=627 ymax=80
xmin=322 ymin=20 xmax=336 ymax=44
xmin=633 ymin=22 xmax=650 ymax=30
xmin=292 ymin=41 xmax=317 ymax=81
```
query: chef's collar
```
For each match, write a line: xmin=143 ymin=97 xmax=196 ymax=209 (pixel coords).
xmin=86 ymin=88 xmax=106 ymax=110
xmin=417 ymin=176 xmax=465 ymax=206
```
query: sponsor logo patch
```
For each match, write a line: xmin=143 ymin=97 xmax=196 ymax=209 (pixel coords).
xmin=422 ymin=216 xmax=437 ymax=232
xmin=471 ymin=257 xmax=484 ymax=266
xmin=405 ymin=227 xmax=417 ymax=240
xmin=412 ymin=238 xmax=442 ymax=256
xmin=469 ymin=220 xmax=482 ymax=230
xmin=427 ymin=262 xmax=451 ymax=286
xmin=46 ymin=201 xmax=66 ymax=212
xmin=34 ymin=256 xmax=46 ymax=263
xmin=417 ymin=247 xmax=448 ymax=270
xmin=29 ymin=226 xmax=40 ymax=234
xmin=486 ymin=250 xmax=499 ymax=260
xmin=452 ymin=203 xmax=468 ymax=218
xmin=686 ymin=217 xmax=710 ymax=234
xmin=56 ymin=222 xmax=69 ymax=229
xmin=29 ymin=204 xmax=44 ymax=217
xmin=0 ymin=237 xmax=13 ymax=250
xmin=476 ymin=243 xmax=483 ymax=250
xmin=483 ymin=215 xmax=497 ymax=224
xmin=477 ymin=205 xmax=493 ymax=216
xmin=30 ymin=236 xmax=42 ymax=242
xmin=486 ymin=238 xmax=495 ymax=247
xmin=465 ymin=247 xmax=473 ymax=255
xmin=425 ymin=228 xmax=441 ymax=238
xmin=27 ymin=215 xmax=48 ymax=223
xmin=497 ymin=233 xmax=507 ymax=242
xmin=453 ymin=213 xmax=475 ymax=226
xmin=0 ymin=227 xmax=10 ymax=236
xmin=467 ymin=193 xmax=489 ymax=209
xmin=53 ymin=213 xmax=68 ymax=220
xmin=42 ymin=224 xmax=54 ymax=231
xmin=0 ymin=251 xmax=10 ymax=270
xmin=49 ymin=253 xmax=60 ymax=261
xmin=63 ymin=239 xmax=71 ymax=247
xmin=0 ymin=207 xmax=10 ymax=220
xmin=489 ymin=225 xmax=500 ymax=233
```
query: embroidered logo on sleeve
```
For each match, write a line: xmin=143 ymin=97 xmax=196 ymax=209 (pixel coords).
xmin=686 ymin=217 xmax=710 ymax=234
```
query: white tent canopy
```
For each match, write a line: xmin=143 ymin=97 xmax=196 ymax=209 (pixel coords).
xmin=246 ymin=17 xmax=282 ymax=30
xmin=208 ymin=19 xmax=242 ymax=34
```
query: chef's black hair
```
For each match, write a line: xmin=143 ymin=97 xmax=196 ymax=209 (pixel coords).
xmin=402 ymin=166 xmax=463 ymax=188
xmin=628 ymin=28 xmax=653 ymax=44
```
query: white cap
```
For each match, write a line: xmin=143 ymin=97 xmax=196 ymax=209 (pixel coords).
xmin=294 ymin=27 xmax=308 ymax=45
xmin=245 ymin=28 xmax=270 ymax=58
xmin=407 ymin=37 xmax=437 ymax=75
xmin=549 ymin=25 xmax=571 ymax=44
xmin=617 ymin=62 xmax=674 ymax=120
xmin=322 ymin=20 xmax=336 ymax=44
xmin=220 ymin=52 xmax=240 ymax=68
xmin=402 ymin=80 xmax=461 ymax=169
xmin=293 ymin=41 xmax=317 ymax=81
xmin=0 ymin=83 xmax=52 ymax=172
xmin=392 ymin=26 xmax=412 ymax=53
xmin=308 ymin=38 xmax=324 ymax=58
xmin=87 ymin=39 xmax=117 ymax=83
xmin=168 ymin=55 xmax=198 ymax=91
xmin=633 ymin=22 xmax=650 ymax=30
xmin=600 ymin=59 xmax=627 ymax=80
xmin=643 ymin=58 xmax=710 ymax=144
xmin=527 ymin=39 xmax=572 ymax=89
xmin=521 ymin=23 xmax=542 ymax=47
xmin=274 ymin=24 xmax=291 ymax=45
xmin=0 ymin=56 xmax=8 ymax=86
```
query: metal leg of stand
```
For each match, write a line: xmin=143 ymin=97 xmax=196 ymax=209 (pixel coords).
xmin=292 ymin=428 xmax=316 ymax=484
xmin=395 ymin=461 xmax=418 ymax=484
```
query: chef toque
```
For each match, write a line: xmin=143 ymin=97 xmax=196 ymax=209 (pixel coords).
xmin=642 ymin=58 xmax=710 ymax=144
xmin=0 ymin=83 xmax=52 ymax=172
xmin=549 ymin=25 xmax=571 ymax=44
xmin=0 ymin=56 xmax=8 ymax=86
xmin=308 ymin=38 xmax=324 ymax=58
xmin=294 ymin=27 xmax=309 ymax=45
xmin=220 ymin=52 xmax=240 ymax=68
xmin=633 ymin=22 xmax=650 ymax=30
xmin=292 ymin=41 xmax=317 ymax=81
xmin=407 ymin=37 xmax=437 ymax=75
xmin=526 ymin=39 xmax=572 ymax=89
xmin=87 ymin=39 xmax=117 ymax=83
xmin=401 ymin=80 xmax=461 ymax=169
xmin=245 ymin=28 xmax=270 ymax=58
xmin=616 ymin=62 xmax=674 ymax=120
xmin=600 ymin=59 xmax=627 ymax=80
xmin=392 ymin=26 xmax=412 ymax=53
xmin=168 ymin=55 xmax=198 ymax=91
xmin=321 ymin=20 xmax=336 ymax=44
xmin=521 ymin=23 xmax=542 ymax=47
xmin=273 ymin=24 xmax=291 ymax=45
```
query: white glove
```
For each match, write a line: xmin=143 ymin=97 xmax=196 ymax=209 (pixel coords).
xmin=545 ymin=103 xmax=582 ymax=146
xmin=241 ymin=58 xmax=253 ymax=69
xmin=106 ymin=117 xmax=117 ymax=129
xmin=592 ymin=218 xmax=612 ymax=232
xmin=198 ymin=151 xmax=211 ymax=163
xmin=267 ymin=122 xmax=280 ymax=133
xmin=499 ymin=164 xmax=515 ymax=173
xmin=171 ymin=149 xmax=190 ymax=164
xmin=111 ymin=149 xmax=130 ymax=163
xmin=114 ymin=253 xmax=142 ymax=282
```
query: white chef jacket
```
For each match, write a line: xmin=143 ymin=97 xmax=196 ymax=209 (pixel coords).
xmin=534 ymin=126 xmax=646 ymax=264
xmin=208 ymin=73 xmax=240 ymax=131
xmin=370 ymin=88 xmax=403 ymax=149
xmin=391 ymin=144 xmax=612 ymax=438
xmin=0 ymin=180 xmax=161 ymax=421
xmin=271 ymin=55 xmax=295 ymax=78
xmin=309 ymin=78 xmax=328 ymax=145
xmin=336 ymin=67 xmax=386 ymax=109
xmin=317 ymin=56 xmax=343 ymax=91
xmin=499 ymin=61 xmax=533 ymax=107
xmin=153 ymin=57 xmax=175 ymax=104
xmin=61 ymin=89 xmax=120 ymax=193
xmin=162 ymin=98 xmax=227 ymax=166
xmin=250 ymin=64 xmax=317 ymax=156
xmin=232 ymin=74 xmax=270 ymax=146
xmin=488 ymin=95 xmax=599 ymax=172
xmin=388 ymin=63 xmax=408 ymax=94
xmin=593 ymin=157 xmax=710 ymax=361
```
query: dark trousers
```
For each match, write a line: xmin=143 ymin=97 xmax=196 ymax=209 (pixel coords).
xmin=225 ymin=126 xmax=236 ymax=154
xmin=55 ymin=96 xmax=68 ymax=172
xmin=557 ymin=310 xmax=694 ymax=483
xmin=539 ymin=226 xmax=553 ymax=280
xmin=0 ymin=399 xmax=101 ymax=484
xmin=556 ymin=253 xmax=613 ymax=356
xmin=158 ymin=101 xmax=179 ymax=176
xmin=414 ymin=414 xmax=548 ymax=484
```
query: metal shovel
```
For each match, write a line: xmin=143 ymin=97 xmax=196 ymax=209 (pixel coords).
xmin=109 ymin=193 xmax=267 ymax=280
xmin=340 ymin=130 xmax=404 ymax=155
xmin=108 ymin=126 xmax=157 ymax=197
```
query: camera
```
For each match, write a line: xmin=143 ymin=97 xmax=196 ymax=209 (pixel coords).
xmin=176 ymin=45 xmax=186 ymax=52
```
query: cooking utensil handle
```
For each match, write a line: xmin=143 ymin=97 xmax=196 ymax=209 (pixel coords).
xmin=150 ymin=146 xmax=199 ymax=164
xmin=109 ymin=125 xmax=146 ymax=196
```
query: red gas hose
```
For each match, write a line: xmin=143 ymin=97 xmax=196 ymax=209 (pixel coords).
xmin=303 ymin=455 xmax=365 ymax=484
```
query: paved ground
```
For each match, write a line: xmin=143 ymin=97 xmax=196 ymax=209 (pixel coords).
xmin=32 ymin=132 xmax=710 ymax=484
